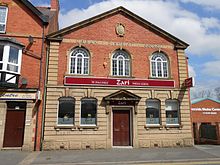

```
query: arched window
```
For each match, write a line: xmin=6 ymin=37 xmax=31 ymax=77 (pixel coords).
xmin=112 ymin=50 xmax=130 ymax=76
xmin=69 ymin=47 xmax=89 ymax=75
xmin=81 ymin=98 xmax=97 ymax=126
xmin=146 ymin=99 xmax=160 ymax=125
xmin=57 ymin=97 xmax=75 ymax=125
xmin=151 ymin=52 xmax=168 ymax=78
xmin=165 ymin=99 xmax=180 ymax=125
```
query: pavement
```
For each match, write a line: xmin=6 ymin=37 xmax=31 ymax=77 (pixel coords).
xmin=0 ymin=145 xmax=220 ymax=165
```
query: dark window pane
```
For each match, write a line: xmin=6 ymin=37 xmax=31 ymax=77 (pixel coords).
xmin=165 ymin=100 xmax=179 ymax=124
xmin=7 ymin=64 xmax=18 ymax=72
xmin=166 ymin=111 xmax=178 ymax=124
xmin=58 ymin=97 xmax=75 ymax=125
xmin=146 ymin=99 xmax=160 ymax=125
xmin=0 ymin=45 xmax=4 ymax=61
xmin=0 ymin=24 xmax=5 ymax=32
xmin=146 ymin=108 xmax=159 ymax=124
xmin=0 ymin=7 xmax=7 ymax=23
xmin=81 ymin=98 xmax=97 ymax=125
xmin=8 ymin=47 xmax=19 ymax=64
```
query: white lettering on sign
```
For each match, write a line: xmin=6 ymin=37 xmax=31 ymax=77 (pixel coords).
xmin=202 ymin=112 xmax=217 ymax=115
xmin=192 ymin=108 xmax=220 ymax=111
xmin=0 ymin=92 xmax=36 ymax=100
xmin=116 ymin=80 xmax=130 ymax=86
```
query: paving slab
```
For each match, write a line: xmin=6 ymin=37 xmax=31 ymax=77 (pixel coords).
xmin=31 ymin=147 xmax=219 ymax=165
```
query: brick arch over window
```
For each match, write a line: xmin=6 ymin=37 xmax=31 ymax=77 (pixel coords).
xmin=150 ymin=52 xmax=169 ymax=78
xmin=111 ymin=49 xmax=131 ymax=76
xmin=69 ymin=47 xmax=90 ymax=75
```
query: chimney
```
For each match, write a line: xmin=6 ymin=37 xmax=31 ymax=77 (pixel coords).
xmin=51 ymin=0 xmax=60 ymax=12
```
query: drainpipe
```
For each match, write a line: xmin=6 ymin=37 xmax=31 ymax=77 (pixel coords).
xmin=34 ymin=24 xmax=46 ymax=151
xmin=40 ymin=44 xmax=49 ymax=151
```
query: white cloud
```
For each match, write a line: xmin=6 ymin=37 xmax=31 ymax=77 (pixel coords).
xmin=201 ymin=17 xmax=220 ymax=30
xmin=202 ymin=61 xmax=220 ymax=77
xmin=59 ymin=0 xmax=220 ymax=59
xmin=180 ymin=0 xmax=220 ymax=10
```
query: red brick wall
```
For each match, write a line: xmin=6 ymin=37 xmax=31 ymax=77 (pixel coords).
xmin=191 ymin=99 xmax=220 ymax=123
xmin=57 ymin=13 xmax=179 ymax=86
xmin=0 ymin=0 xmax=45 ymax=88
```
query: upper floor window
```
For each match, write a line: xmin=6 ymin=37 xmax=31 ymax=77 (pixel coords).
xmin=146 ymin=99 xmax=160 ymax=125
xmin=165 ymin=99 xmax=180 ymax=125
xmin=81 ymin=98 xmax=97 ymax=126
xmin=69 ymin=47 xmax=89 ymax=75
xmin=0 ymin=43 xmax=23 ymax=74
xmin=112 ymin=50 xmax=130 ymax=76
xmin=57 ymin=97 xmax=75 ymax=125
xmin=151 ymin=52 xmax=168 ymax=78
xmin=0 ymin=6 xmax=8 ymax=33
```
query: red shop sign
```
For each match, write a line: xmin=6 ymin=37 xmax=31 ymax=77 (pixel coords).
xmin=64 ymin=77 xmax=175 ymax=88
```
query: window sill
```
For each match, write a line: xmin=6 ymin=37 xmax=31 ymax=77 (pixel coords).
xmin=78 ymin=125 xmax=99 ymax=131
xmin=108 ymin=75 xmax=134 ymax=79
xmin=165 ymin=124 xmax=183 ymax=130
xmin=54 ymin=125 xmax=77 ymax=131
xmin=65 ymin=74 xmax=93 ymax=77
xmin=148 ymin=76 xmax=173 ymax=80
xmin=144 ymin=124 xmax=163 ymax=130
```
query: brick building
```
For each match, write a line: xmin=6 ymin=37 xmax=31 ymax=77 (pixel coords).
xmin=0 ymin=0 xmax=59 ymax=150
xmin=192 ymin=98 xmax=220 ymax=144
xmin=43 ymin=7 xmax=193 ymax=150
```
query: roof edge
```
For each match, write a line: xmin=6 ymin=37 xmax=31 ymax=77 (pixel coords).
xmin=191 ymin=97 xmax=220 ymax=104
xmin=0 ymin=37 xmax=25 ymax=47
xmin=20 ymin=0 xmax=49 ymax=24
xmin=47 ymin=6 xmax=189 ymax=49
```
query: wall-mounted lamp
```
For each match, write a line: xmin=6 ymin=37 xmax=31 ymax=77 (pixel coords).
xmin=103 ymin=62 xmax=107 ymax=68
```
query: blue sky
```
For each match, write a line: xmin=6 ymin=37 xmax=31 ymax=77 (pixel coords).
xmin=30 ymin=0 xmax=220 ymax=99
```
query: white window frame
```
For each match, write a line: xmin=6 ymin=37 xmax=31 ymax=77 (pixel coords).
xmin=80 ymin=98 xmax=97 ymax=126
xmin=112 ymin=50 xmax=130 ymax=76
xmin=151 ymin=52 xmax=168 ymax=78
xmin=0 ymin=6 xmax=8 ymax=33
xmin=0 ymin=43 xmax=22 ymax=74
xmin=146 ymin=99 xmax=161 ymax=126
xmin=69 ymin=48 xmax=89 ymax=75
xmin=56 ymin=97 xmax=75 ymax=126
xmin=165 ymin=99 xmax=180 ymax=126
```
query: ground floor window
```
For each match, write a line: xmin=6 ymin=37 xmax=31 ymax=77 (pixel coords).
xmin=81 ymin=98 xmax=97 ymax=125
xmin=58 ymin=97 xmax=75 ymax=125
xmin=146 ymin=99 xmax=160 ymax=125
xmin=165 ymin=99 xmax=180 ymax=125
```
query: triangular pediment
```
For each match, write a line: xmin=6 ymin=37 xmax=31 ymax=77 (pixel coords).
xmin=47 ymin=6 xmax=188 ymax=49
xmin=104 ymin=90 xmax=141 ymax=101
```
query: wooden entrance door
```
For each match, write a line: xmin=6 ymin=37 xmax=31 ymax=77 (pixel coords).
xmin=3 ymin=103 xmax=26 ymax=147
xmin=113 ymin=110 xmax=131 ymax=146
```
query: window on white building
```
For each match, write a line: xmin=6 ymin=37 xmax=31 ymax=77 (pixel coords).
xmin=81 ymin=98 xmax=97 ymax=126
xmin=151 ymin=52 xmax=168 ymax=78
xmin=69 ymin=47 xmax=89 ymax=75
xmin=146 ymin=99 xmax=160 ymax=125
xmin=0 ymin=6 xmax=8 ymax=33
xmin=165 ymin=99 xmax=180 ymax=125
xmin=57 ymin=97 xmax=75 ymax=125
xmin=112 ymin=50 xmax=130 ymax=76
